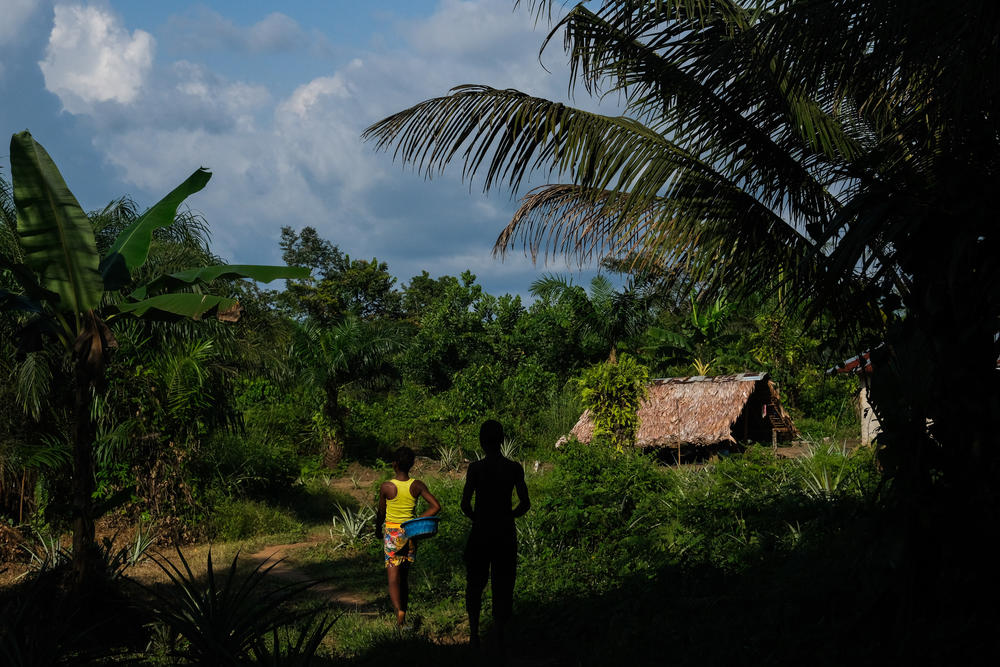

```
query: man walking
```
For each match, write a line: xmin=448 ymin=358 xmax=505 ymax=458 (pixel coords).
xmin=461 ymin=419 xmax=531 ymax=653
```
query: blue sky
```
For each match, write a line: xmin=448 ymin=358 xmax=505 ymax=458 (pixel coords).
xmin=0 ymin=0 xmax=615 ymax=297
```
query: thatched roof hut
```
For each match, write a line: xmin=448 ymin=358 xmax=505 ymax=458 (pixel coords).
xmin=561 ymin=373 xmax=797 ymax=449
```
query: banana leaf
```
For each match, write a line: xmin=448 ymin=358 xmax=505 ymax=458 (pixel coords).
xmin=10 ymin=131 xmax=103 ymax=314
xmin=100 ymin=168 xmax=212 ymax=291
xmin=131 ymin=264 xmax=311 ymax=299
xmin=117 ymin=292 xmax=241 ymax=321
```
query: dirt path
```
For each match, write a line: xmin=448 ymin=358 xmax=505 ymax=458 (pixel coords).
xmin=243 ymin=536 xmax=371 ymax=607
xmin=115 ymin=525 xmax=380 ymax=614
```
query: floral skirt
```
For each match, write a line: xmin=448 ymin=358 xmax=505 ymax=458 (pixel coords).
xmin=383 ymin=522 xmax=416 ymax=567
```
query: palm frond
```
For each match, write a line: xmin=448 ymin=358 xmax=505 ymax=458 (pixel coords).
xmin=498 ymin=182 xmax=820 ymax=301
xmin=21 ymin=434 xmax=72 ymax=471
xmin=528 ymin=274 xmax=577 ymax=303
xmin=15 ymin=351 xmax=52 ymax=422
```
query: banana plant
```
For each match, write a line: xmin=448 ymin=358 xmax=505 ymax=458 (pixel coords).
xmin=0 ymin=130 xmax=309 ymax=586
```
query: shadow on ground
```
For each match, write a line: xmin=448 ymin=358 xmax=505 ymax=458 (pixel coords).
xmin=343 ymin=506 xmax=1000 ymax=667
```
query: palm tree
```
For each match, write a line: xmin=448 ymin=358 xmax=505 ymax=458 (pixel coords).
xmin=364 ymin=1 xmax=999 ymax=506
xmin=0 ymin=131 xmax=309 ymax=585
xmin=293 ymin=315 xmax=407 ymax=466
xmin=530 ymin=273 xmax=649 ymax=362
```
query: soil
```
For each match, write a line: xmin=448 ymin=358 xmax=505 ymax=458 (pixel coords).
xmin=0 ymin=457 xmax=477 ymax=597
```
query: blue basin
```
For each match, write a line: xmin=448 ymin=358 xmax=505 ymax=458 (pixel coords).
xmin=401 ymin=516 xmax=440 ymax=539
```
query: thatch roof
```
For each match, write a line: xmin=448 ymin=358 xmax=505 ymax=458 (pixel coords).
xmin=562 ymin=373 xmax=790 ymax=448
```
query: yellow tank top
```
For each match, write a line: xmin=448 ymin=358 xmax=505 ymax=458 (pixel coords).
xmin=385 ymin=479 xmax=417 ymax=523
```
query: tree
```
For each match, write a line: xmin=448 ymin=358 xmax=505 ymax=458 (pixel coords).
xmin=530 ymin=273 xmax=651 ymax=362
xmin=401 ymin=271 xmax=451 ymax=321
xmin=401 ymin=271 xmax=489 ymax=390
xmin=0 ymin=131 xmax=308 ymax=585
xmin=364 ymin=1 xmax=999 ymax=510
xmin=294 ymin=315 xmax=407 ymax=467
xmin=278 ymin=226 xmax=401 ymax=322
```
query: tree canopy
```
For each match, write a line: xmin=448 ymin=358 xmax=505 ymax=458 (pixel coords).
xmin=364 ymin=0 xmax=1000 ymax=506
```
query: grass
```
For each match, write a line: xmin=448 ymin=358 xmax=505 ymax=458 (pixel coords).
xmin=207 ymin=499 xmax=306 ymax=542
xmin=6 ymin=445 xmax=990 ymax=665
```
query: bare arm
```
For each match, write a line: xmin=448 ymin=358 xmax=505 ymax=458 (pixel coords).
xmin=412 ymin=480 xmax=441 ymax=517
xmin=512 ymin=464 xmax=530 ymax=518
xmin=375 ymin=481 xmax=392 ymax=538
xmin=461 ymin=464 xmax=478 ymax=520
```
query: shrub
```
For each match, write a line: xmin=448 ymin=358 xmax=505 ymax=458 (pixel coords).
xmin=576 ymin=354 xmax=649 ymax=451
xmin=141 ymin=548 xmax=330 ymax=665
xmin=206 ymin=499 xmax=304 ymax=541
xmin=517 ymin=440 xmax=672 ymax=598
xmin=330 ymin=503 xmax=376 ymax=550
xmin=192 ymin=433 xmax=299 ymax=500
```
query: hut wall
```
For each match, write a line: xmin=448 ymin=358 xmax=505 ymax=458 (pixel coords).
xmin=859 ymin=375 xmax=881 ymax=446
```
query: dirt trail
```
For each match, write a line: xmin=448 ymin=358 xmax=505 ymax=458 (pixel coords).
xmin=243 ymin=537 xmax=371 ymax=607
xmin=117 ymin=526 xmax=377 ymax=611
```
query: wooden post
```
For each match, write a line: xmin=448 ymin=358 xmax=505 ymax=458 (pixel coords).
xmin=676 ymin=399 xmax=682 ymax=467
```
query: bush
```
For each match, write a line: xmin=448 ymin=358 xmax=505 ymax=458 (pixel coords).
xmin=345 ymin=383 xmax=476 ymax=459
xmin=205 ymin=499 xmax=304 ymax=541
xmin=790 ymin=368 xmax=859 ymax=422
xmin=576 ymin=354 xmax=650 ymax=451
xmin=517 ymin=440 xmax=672 ymax=598
xmin=191 ymin=432 xmax=299 ymax=500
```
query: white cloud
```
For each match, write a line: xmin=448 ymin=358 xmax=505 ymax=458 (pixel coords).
xmin=168 ymin=61 xmax=271 ymax=131
xmin=408 ymin=0 xmax=533 ymax=57
xmin=59 ymin=0 xmax=607 ymax=288
xmin=244 ymin=13 xmax=303 ymax=52
xmin=0 ymin=0 xmax=40 ymax=46
xmin=164 ymin=8 xmax=306 ymax=55
xmin=39 ymin=3 xmax=154 ymax=113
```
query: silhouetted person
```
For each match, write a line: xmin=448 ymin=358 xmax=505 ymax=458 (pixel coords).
xmin=376 ymin=446 xmax=440 ymax=628
xmin=462 ymin=420 xmax=530 ymax=653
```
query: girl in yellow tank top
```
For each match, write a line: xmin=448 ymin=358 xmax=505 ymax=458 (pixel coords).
xmin=375 ymin=447 xmax=441 ymax=628
xmin=385 ymin=478 xmax=417 ymax=523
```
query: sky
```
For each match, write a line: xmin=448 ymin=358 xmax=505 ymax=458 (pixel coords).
xmin=0 ymin=0 xmax=616 ymax=298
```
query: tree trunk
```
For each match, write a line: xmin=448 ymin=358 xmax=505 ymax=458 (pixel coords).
xmin=322 ymin=435 xmax=345 ymax=469
xmin=71 ymin=375 xmax=98 ymax=588
xmin=322 ymin=380 xmax=345 ymax=469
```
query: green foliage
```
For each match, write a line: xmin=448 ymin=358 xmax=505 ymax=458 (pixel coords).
xmin=792 ymin=368 xmax=858 ymax=422
xmin=277 ymin=225 xmax=401 ymax=322
xmin=329 ymin=503 xmax=376 ymax=550
xmin=530 ymin=274 xmax=652 ymax=362
xmin=576 ymin=353 xmax=649 ymax=450
xmin=435 ymin=444 xmax=464 ymax=472
xmin=400 ymin=271 xmax=486 ymax=390
xmin=794 ymin=442 xmax=880 ymax=501
xmin=1 ymin=131 xmax=308 ymax=582
xmin=249 ymin=613 xmax=338 ymax=666
xmin=517 ymin=441 xmax=672 ymax=597
xmin=194 ymin=432 xmax=300 ymax=500
xmin=447 ymin=361 xmax=503 ymax=422
xmin=9 ymin=131 xmax=104 ymax=315
xmin=205 ymin=499 xmax=304 ymax=542
xmin=142 ymin=548 xmax=328 ymax=665
xmin=345 ymin=382 xmax=475 ymax=457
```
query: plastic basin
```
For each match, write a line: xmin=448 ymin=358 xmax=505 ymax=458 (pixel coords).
xmin=401 ymin=516 xmax=440 ymax=539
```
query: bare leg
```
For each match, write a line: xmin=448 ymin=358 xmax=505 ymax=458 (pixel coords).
xmin=466 ymin=565 xmax=487 ymax=648
xmin=400 ymin=563 xmax=410 ymax=616
xmin=492 ymin=536 xmax=517 ymax=659
xmin=387 ymin=565 xmax=406 ymax=626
